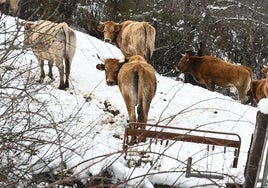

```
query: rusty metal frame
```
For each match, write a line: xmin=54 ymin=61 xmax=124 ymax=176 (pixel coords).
xmin=123 ymin=123 xmax=241 ymax=168
xmin=186 ymin=157 xmax=224 ymax=179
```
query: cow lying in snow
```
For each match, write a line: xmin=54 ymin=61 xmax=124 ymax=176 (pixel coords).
xmin=24 ymin=20 xmax=77 ymax=90
xmin=97 ymin=20 xmax=156 ymax=62
xmin=175 ymin=53 xmax=253 ymax=104
xmin=252 ymin=66 xmax=268 ymax=103
xmin=96 ymin=55 xmax=157 ymax=143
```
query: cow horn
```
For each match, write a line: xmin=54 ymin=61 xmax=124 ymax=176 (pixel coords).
xmin=118 ymin=58 xmax=125 ymax=63
xmin=97 ymin=54 xmax=104 ymax=62
xmin=179 ymin=52 xmax=185 ymax=57
xmin=263 ymin=64 xmax=268 ymax=68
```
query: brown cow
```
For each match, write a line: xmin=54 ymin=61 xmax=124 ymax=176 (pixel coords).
xmin=97 ymin=20 xmax=156 ymax=62
xmin=24 ymin=20 xmax=77 ymax=90
xmin=252 ymin=66 xmax=268 ymax=103
xmin=175 ymin=53 xmax=253 ymax=104
xmin=96 ymin=55 xmax=157 ymax=143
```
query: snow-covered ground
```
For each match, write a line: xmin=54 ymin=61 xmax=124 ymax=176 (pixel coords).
xmin=1 ymin=15 xmax=266 ymax=187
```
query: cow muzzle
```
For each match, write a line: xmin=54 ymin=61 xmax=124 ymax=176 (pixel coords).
xmin=106 ymin=80 xmax=116 ymax=86
xmin=175 ymin=65 xmax=180 ymax=72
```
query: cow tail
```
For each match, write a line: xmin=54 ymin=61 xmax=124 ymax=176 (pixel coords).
xmin=133 ymin=70 xmax=139 ymax=97
xmin=62 ymin=23 xmax=71 ymax=77
xmin=133 ymin=70 xmax=141 ymax=121
xmin=143 ymin=23 xmax=155 ymax=62
xmin=134 ymin=69 xmax=146 ymax=123
xmin=143 ymin=24 xmax=148 ymax=60
xmin=63 ymin=24 xmax=77 ymax=84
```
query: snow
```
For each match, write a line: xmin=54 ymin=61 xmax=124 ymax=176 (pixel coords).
xmin=0 ymin=15 xmax=264 ymax=187
xmin=258 ymin=99 xmax=268 ymax=114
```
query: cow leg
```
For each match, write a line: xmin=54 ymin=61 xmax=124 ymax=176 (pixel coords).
xmin=124 ymin=97 xmax=137 ymax=145
xmin=237 ymin=88 xmax=247 ymax=104
xmin=48 ymin=61 xmax=54 ymax=80
xmin=137 ymin=104 xmax=144 ymax=123
xmin=137 ymin=104 xmax=148 ymax=143
xmin=129 ymin=110 xmax=137 ymax=145
xmin=56 ymin=61 xmax=65 ymax=90
xmin=238 ymin=78 xmax=252 ymax=104
xmin=38 ymin=59 xmax=45 ymax=83
xmin=205 ymin=81 xmax=215 ymax=91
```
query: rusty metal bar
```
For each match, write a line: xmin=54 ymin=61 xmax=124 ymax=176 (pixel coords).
xmin=129 ymin=122 xmax=242 ymax=140
xmin=186 ymin=157 xmax=224 ymax=180
xmin=124 ymin=128 xmax=240 ymax=148
xmin=123 ymin=123 xmax=241 ymax=168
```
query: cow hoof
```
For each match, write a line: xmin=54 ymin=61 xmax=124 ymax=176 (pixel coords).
xmin=58 ymin=85 xmax=66 ymax=90
xmin=64 ymin=83 xmax=69 ymax=88
xmin=128 ymin=138 xmax=137 ymax=145
xmin=37 ymin=79 xmax=44 ymax=83
xmin=140 ymin=138 xmax=146 ymax=143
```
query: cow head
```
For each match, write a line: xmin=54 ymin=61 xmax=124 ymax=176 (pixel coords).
xmin=96 ymin=58 xmax=125 ymax=86
xmin=175 ymin=53 xmax=190 ymax=73
xmin=23 ymin=22 xmax=35 ymax=45
xmin=97 ymin=21 xmax=121 ymax=43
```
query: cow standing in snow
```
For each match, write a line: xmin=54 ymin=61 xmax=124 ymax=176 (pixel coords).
xmin=96 ymin=55 xmax=157 ymax=144
xmin=175 ymin=53 xmax=253 ymax=104
xmin=24 ymin=20 xmax=77 ymax=90
xmin=97 ymin=20 xmax=156 ymax=62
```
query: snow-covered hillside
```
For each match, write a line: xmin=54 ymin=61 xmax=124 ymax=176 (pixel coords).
xmin=0 ymin=15 xmax=261 ymax=187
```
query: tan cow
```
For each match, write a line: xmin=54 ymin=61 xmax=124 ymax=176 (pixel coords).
xmin=175 ymin=53 xmax=253 ymax=104
xmin=0 ymin=0 xmax=20 ymax=16
xmin=24 ymin=20 xmax=77 ymax=90
xmin=96 ymin=55 xmax=157 ymax=143
xmin=252 ymin=66 xmax=268 ymax=103
xmin=97 ymin=20 xmax=156 ymax=62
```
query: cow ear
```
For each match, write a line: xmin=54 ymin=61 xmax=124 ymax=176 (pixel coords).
xmin=114 ymin=24 xmax=121 ymax=32
xmin=262 ymin=66 xmax=268 ymax=74
xmin=97 ymin=24 xmax=105 ymax=32
xmin=24 ymin=22 xmax=34 ymax=30
xmin=97 ymin=54 xmax=104 ymax=62
xmin=96 ymin=64 xmax=105 ymax=71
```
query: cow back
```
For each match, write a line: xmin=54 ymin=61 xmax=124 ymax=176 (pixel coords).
xmin=118 ymin=58 xmax=156 ymax=95
xmin=117 ymin=21 xmax=156 ymax=61
xmin=25 ymin=20 xmax=66 ymax=49
xmin=24 ymin=20 xmax=76 ymax=62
